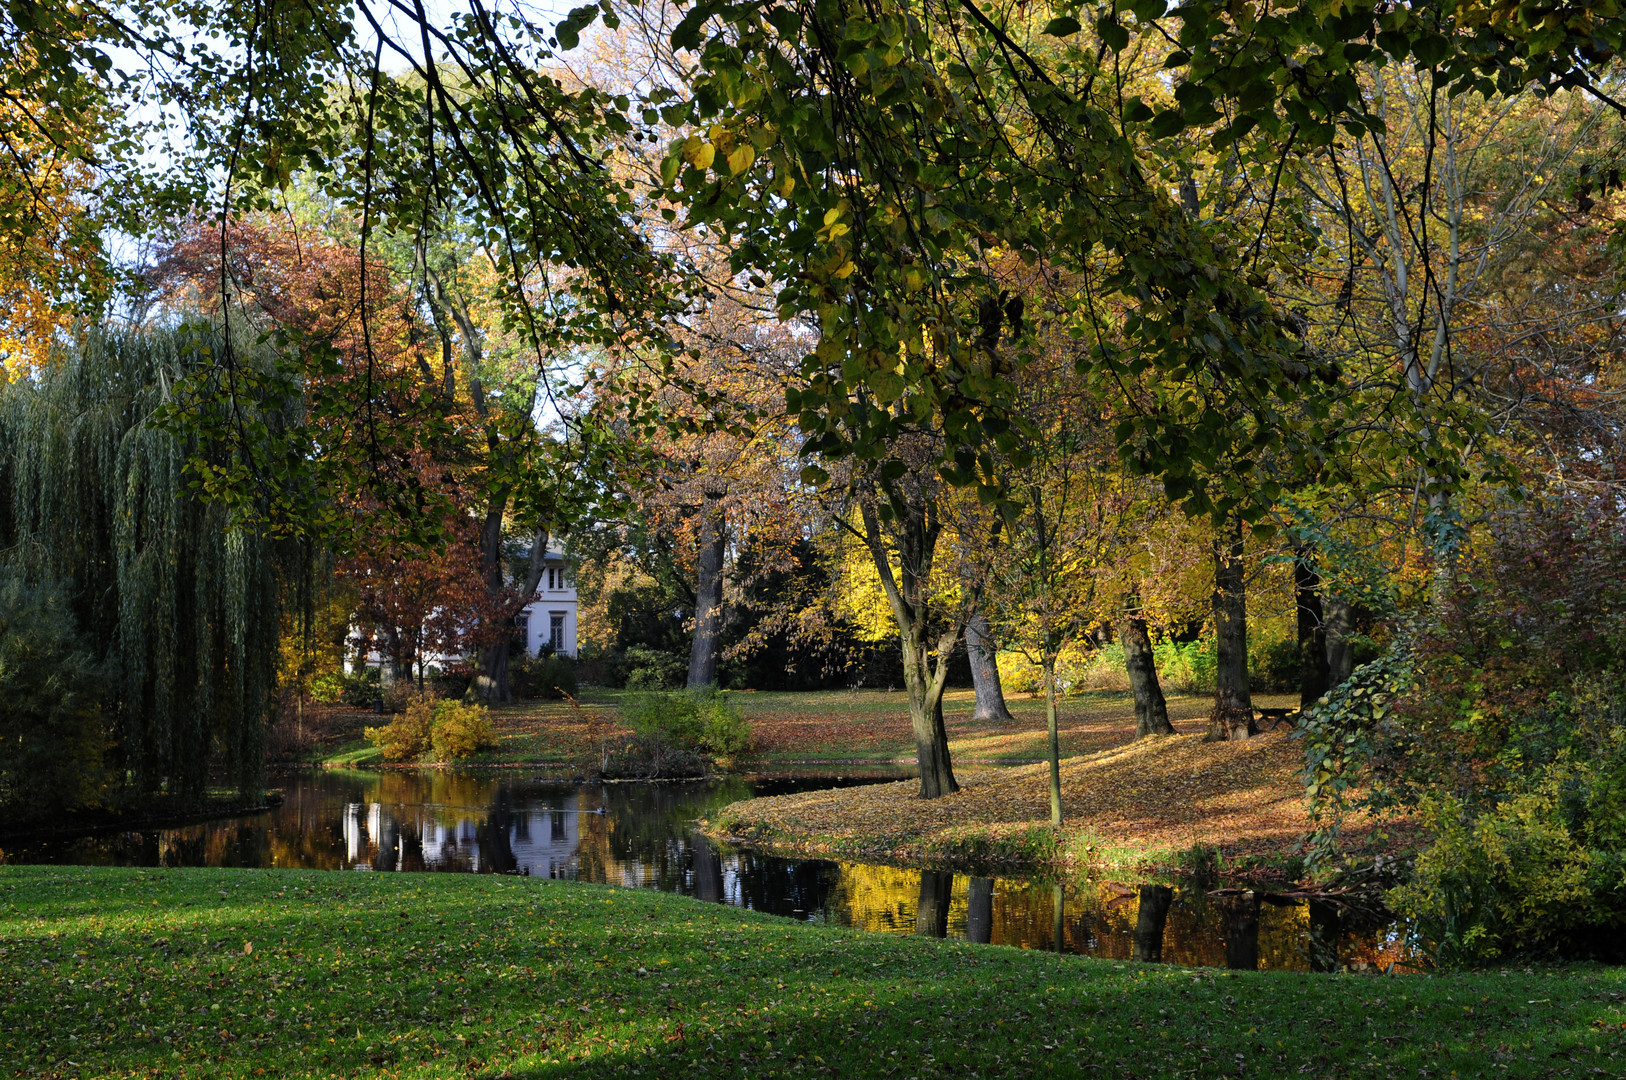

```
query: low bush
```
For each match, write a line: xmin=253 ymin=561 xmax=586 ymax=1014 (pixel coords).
xmin=601 ymin=732 xmax=711 ymax=779
xmin=511 ymin=651 xmax=579 ymax=700
xmin=367 ymin=697 xmax=494 ymax=762
xmin=614 ymin=644 xmax=687 ymax=691
xmin=428 ymin=700 xmax=495 ymax=761
xmin=1248 ymin=633 xmax=1302 ymax=694
xmin=365 ymin=704 xmax=433 ymax=762
xmin=623 ymin=688 xmax=751 ymax=755
xmin=308 ymin=669 xmax=350 ymax=704
xmin=337 ymin=669 xmax=382 ymax=710
xmin=1389 ymin=751 xmax=1626 ymax=965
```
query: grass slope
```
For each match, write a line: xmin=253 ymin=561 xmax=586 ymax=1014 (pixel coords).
xmin=3 ymin=866 xmax=1623 ymax=1079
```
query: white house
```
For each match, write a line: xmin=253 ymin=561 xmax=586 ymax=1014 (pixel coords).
xmin=515 ymin=548 xmax=578 ymax=658
xmin=349 ymin=548 xmax=577 ymax=677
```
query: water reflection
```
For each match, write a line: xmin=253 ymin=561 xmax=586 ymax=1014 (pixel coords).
xmin=3 ymin=769 xmax=1410 ymax=972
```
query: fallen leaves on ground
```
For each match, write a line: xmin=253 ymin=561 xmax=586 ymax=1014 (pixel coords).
xmin=711 ymin=732 xmax=1407 ymax=866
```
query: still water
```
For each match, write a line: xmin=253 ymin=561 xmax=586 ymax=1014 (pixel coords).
xmin=3 ymin=769 xmax=1408 ymax=972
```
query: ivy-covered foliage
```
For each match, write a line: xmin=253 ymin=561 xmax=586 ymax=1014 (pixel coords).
xmin=1296 ymin=492 xmax=1626 ymax=961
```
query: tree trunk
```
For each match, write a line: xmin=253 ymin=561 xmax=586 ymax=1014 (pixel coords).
xmin=1042 ymin=652 xmax=1062 ymax=825
xmin=1132 ymin=885 xmax=1173 ymax=962
xmin=1324 ymin=593 xmax=1355 ymax=689
xmin=478 ymin=523 xmax=549 ymax=704
xmin=965 ymin=613 xmax=1015 ymax=723
xmin=1120 ymin=604 xmax=1173 ymax=737
xmin=1206 ymin=517 xmax=1255 ymax=741
xmin=688 ymin=491 xmax=727 ymax=688
xmin=1295 ymin=548 xmax=1331 ymax=708
xmin=915 ymin=871 xmax=952 ymax=938
xmin=859 ymin=494 xmax=960 ymax=799
xmin=966 ymin=877 xmax=994 ymax=944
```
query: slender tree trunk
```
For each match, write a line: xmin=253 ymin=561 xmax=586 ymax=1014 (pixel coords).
xmin=915 ymin=871 xmax=952 ymax=938
xmin=1120 ymin=601 xmax=1173 ymax=736
xmin=1324 ymin=594 xmax=1355 ymax=689
xmin=1295 ymin=548 xmax=1330 ymax=708
xmin=965 ymin=613 xmax=1015 ymax=723
xmin=966 ymin=877 xmax=994 ymax=944
xmin=688 ymin=491 xmax=727 ymax=688
xmin=1206 ymin=517 xmax=1255 ymax=741
xmin=1043 ymin=651 xmax=1062 ymax=825
xmin=859 ymin=495 xmax=959 ymax=799
xmin=1132 ymin=885 xmax=1174 ymax=962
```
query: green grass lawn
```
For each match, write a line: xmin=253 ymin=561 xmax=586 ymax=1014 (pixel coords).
xmin=3 ymin=866 xmax=1623 ymax=1079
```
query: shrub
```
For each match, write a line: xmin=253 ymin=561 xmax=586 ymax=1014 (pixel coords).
xmin=366 ymin=698 xmax=494 ymax=762
xmin=601 ymin=732 xmax=710 ymax=779
xmin=0 ymin=574 xmax=109 ymax=822
xmin=365 ymin=702 xmax=434 ymax=762
xmin=428 ymin=700 xmax=495 ymax=761
xmin=622 ymin=688 xmax=751 ymax=756
xmin=1248 ymin=633 xmax=1302 ymax=694
xmin=616 ymin=644 xmax=686 ymax=691
xmin=1389 ymin=751 xmax=1626 ymax=965
xmin=997 ymin=652 xmax=1043 ymax=697
xmin=381 ymin=679 xmax=440 ymax=714
xmin=511 ymin=651 xmax=579 ymax=700
xmin=434 ymin=662 xmax=478 ymax=701
xmin=308 ymin=669 xmax=350 ymax=704
xmin=1152 ymin=639 xmax=1215 ymax=694
xmin=339 ymin=669 xmax=382 ymax=709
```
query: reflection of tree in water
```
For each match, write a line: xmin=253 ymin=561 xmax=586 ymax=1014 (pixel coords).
xmin=1133 ymin=886 xmax=1173 ymax=962
xmin=729 ymin=849 xmax=839 ymax=920
xmin=915 ymin=871 xmax=952 ymax=938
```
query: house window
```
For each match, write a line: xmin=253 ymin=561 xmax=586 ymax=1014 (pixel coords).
xmin=549 ymin=612 xmax=566 ymax=653
xmin=514 ymin=612 xmax=529 ymax=633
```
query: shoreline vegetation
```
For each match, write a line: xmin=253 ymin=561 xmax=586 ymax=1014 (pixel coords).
xmin=4 ymin=865 xmax=1623 ymax=1080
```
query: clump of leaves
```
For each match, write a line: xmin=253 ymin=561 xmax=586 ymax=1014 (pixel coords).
xmin=624 ymin=688 xmax=751 ymax=756
xmin=428 ymin=700 xmax=495 ymax=761
xmin=367 ymin=698 xmax=494 ymax=762
xmin=1390 ymin=741 xmax=1626 ymax=966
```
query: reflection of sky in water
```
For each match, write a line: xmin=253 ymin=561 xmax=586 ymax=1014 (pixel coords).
xmin=4 ymin=770 xmax=1414 ymax=973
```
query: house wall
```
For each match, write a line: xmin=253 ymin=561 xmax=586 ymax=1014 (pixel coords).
xmin=519 ymin=555 xmax=578 ymax=657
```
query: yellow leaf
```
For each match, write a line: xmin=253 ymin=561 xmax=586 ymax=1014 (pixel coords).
xmin=726 ymin=145 xmax=756 ymax=175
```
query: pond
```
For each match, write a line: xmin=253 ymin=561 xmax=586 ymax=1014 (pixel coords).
xmin=3 ymin=769 xmax=1409 ymax=972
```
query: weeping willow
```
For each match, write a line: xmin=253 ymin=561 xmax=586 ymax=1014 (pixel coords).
xmin=0 ymin=322 xmax=305 ymax=807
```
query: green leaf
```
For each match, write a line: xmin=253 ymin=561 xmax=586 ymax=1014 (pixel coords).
xmin=1041 ymin=16 xmax=1082 ymax=37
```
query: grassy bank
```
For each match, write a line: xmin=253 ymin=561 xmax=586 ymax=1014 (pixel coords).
xmin=301 ymin=687 xmax=1299 ymax=770
xmin=2 ymin=866 xmax=1622 ymax=1079
xmin=705 ymin=731 xmax=1412 ymax=879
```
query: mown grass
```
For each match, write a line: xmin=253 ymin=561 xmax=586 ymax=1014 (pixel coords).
xmin=3 ymin=865 xmax=1624 ymax=1079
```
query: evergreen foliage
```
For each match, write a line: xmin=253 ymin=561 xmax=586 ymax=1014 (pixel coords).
xmin=0 ymin=324 xmax=300 ymax=809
